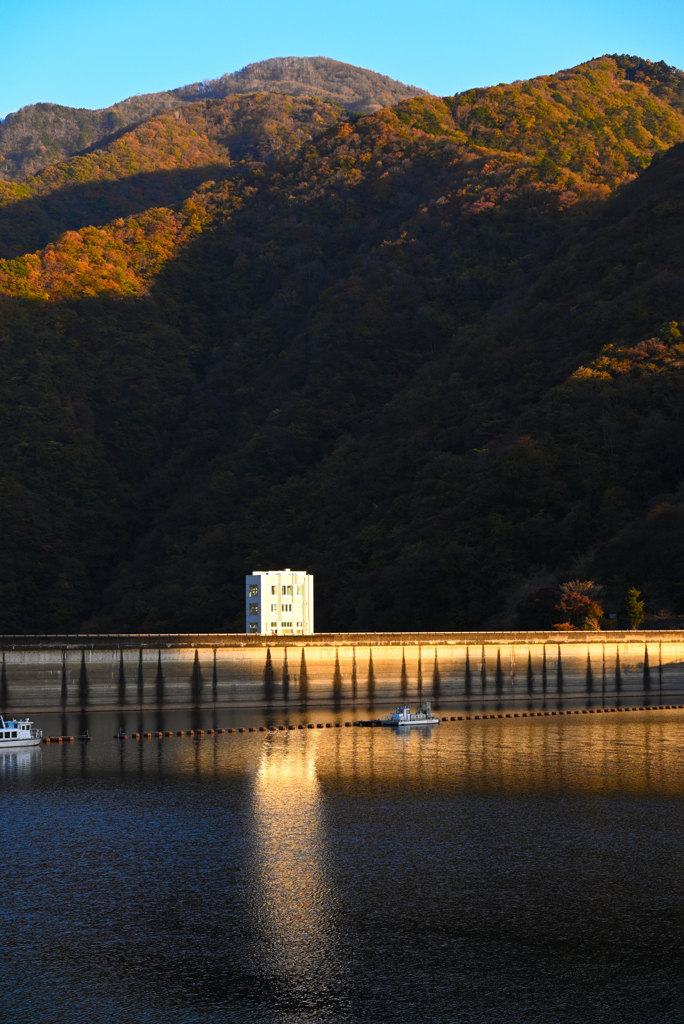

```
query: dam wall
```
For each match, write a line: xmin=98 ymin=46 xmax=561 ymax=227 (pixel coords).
xmin=2 ymin=631 xmax=684 ymax=712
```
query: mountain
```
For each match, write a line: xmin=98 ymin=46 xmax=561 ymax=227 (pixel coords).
xmin=1 ymin=54 xmax=684 ymax=633
xmin=0 ymin=57 xmax=429 ymax=183
xmin=172 ymin=56 xmax=431 ymax=112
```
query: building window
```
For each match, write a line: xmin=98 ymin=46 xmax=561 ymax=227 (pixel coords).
xmin=248 ymin=623 xmax=259 ymax=633
xmin=282 ymin=603 xmax=292 ymax=612
xmin=271 ymin=622 xmax=277 ymax=627
xmin=249 ymin=603 xmax=258 ymax=615
xmin=271 ymin=585 xmax=276 ymax=595
xmin=249 ymin=584 xmax=259 ymax=597
xmin=270 ymin=603 xmax=277 ymax=612
xmin=296 ymin=586 xmax=303 ymax=595
xmin=296 ymin=622 xmax=303 ymax=627
xmin=282 ymin=622 xmax=292 ymax=627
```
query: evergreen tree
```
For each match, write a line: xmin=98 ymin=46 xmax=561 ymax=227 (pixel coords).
xmin=627 ymin=588 xmax=645 ymax=629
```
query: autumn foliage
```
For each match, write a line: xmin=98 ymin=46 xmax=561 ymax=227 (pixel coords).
xmin=1 ymin=55 xmax=684 ymax=632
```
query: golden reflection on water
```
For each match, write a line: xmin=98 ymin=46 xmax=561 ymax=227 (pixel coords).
xmin=68 ymin=711 xmax=684 ymax=798
xmin=248 ymin=733 xmax=342 ymax=987
xmin=309 ymin=716 xmax=684 ymax=797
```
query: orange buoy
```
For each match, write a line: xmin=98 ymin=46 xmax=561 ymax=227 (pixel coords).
xmin=288 ymin=725 xmax=295 ymax=730
xmin=43 ymin=737 xmax=50 ymax=743
xmin=334 ymin=722 xmax=341 ymax=728
xmin=307 ymin=723 xmax=314 ymax=729
xmin=317 ymin=723 xmax=324 ymax=729
xmin=325 ymin=723 xmax=332 ymax=728
xmin=164 ymin=731 xmax=173 ymax=737
xmin=228 ymin=728 xmax=235 ymax=733
xmin=345 ymin=722 xmax=351 ymax=727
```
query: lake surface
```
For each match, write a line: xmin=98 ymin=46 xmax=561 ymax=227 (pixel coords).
xmin=2 ymin=707 xmax=684 ymax=1023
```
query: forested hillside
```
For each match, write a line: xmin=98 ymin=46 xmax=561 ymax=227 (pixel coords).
xmin=0 ymin=57 xmax=427 ymax=182
xmin=2 ymin=54 xmax=684 ymax=633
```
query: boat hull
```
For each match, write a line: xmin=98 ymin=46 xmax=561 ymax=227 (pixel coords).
xmin=0 ymin=737 xmax=42 ymax=748
xmin=387 ymin=718 xmax=440 ymax=727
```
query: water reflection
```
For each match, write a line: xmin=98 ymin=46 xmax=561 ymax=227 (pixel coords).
xmin=4 ymin=710 xmax=684 ymax=1022
xmin=249 ymin=734 xmax=343 ymax=994
xmin=0 ymin=747 xmax=40 ymax=776
xmin=12 ymin=709 xmax=684 ymax=799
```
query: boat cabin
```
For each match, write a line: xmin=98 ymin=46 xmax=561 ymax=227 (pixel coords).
xmin=0 ymin=718 xmax=32 ymax=740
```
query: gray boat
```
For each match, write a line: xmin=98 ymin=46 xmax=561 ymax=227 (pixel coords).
xmin=381 ymin=703 xmax=439 ymax=727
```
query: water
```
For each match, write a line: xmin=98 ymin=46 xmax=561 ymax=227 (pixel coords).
xmin=2 ymin=708 xmax=684 ymax=1022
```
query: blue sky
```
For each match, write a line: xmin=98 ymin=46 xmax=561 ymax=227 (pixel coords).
xmin=3 ymin=0 xmax=684 ymax=117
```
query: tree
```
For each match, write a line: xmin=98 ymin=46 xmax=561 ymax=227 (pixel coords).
xmin=626 ymin=587 xmax=645 ymax=629
xmin=555 ymin=580 xmax=605 ymax=630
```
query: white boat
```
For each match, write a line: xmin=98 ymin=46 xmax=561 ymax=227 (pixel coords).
xmin=381 ymin=703 xmax=440 ymax=727
xmin=0 ymin=716 xmax=42 ymax=748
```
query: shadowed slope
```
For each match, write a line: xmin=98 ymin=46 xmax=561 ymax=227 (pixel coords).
xmin=88 ymin=140 xmax=684 ymax=632
xmin=0 ymin=94 xmax=347 ymax=257
xmin=2 ymin=58 xmax=684 ymax=631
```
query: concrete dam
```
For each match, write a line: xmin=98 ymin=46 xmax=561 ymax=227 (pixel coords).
xmin=2 ymin=631 xmax=684 ymax=712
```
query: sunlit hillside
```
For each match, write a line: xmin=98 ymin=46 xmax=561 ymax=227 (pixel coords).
xmin=1 ymin=55 xmax=684 ymax=633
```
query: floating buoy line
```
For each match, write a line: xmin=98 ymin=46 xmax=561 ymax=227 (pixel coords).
xmin=35 ymin=703 xmax=684 ymax=742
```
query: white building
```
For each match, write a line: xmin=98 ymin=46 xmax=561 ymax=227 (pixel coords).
xmin=245 ymin=569 xmax=314 ymax=635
